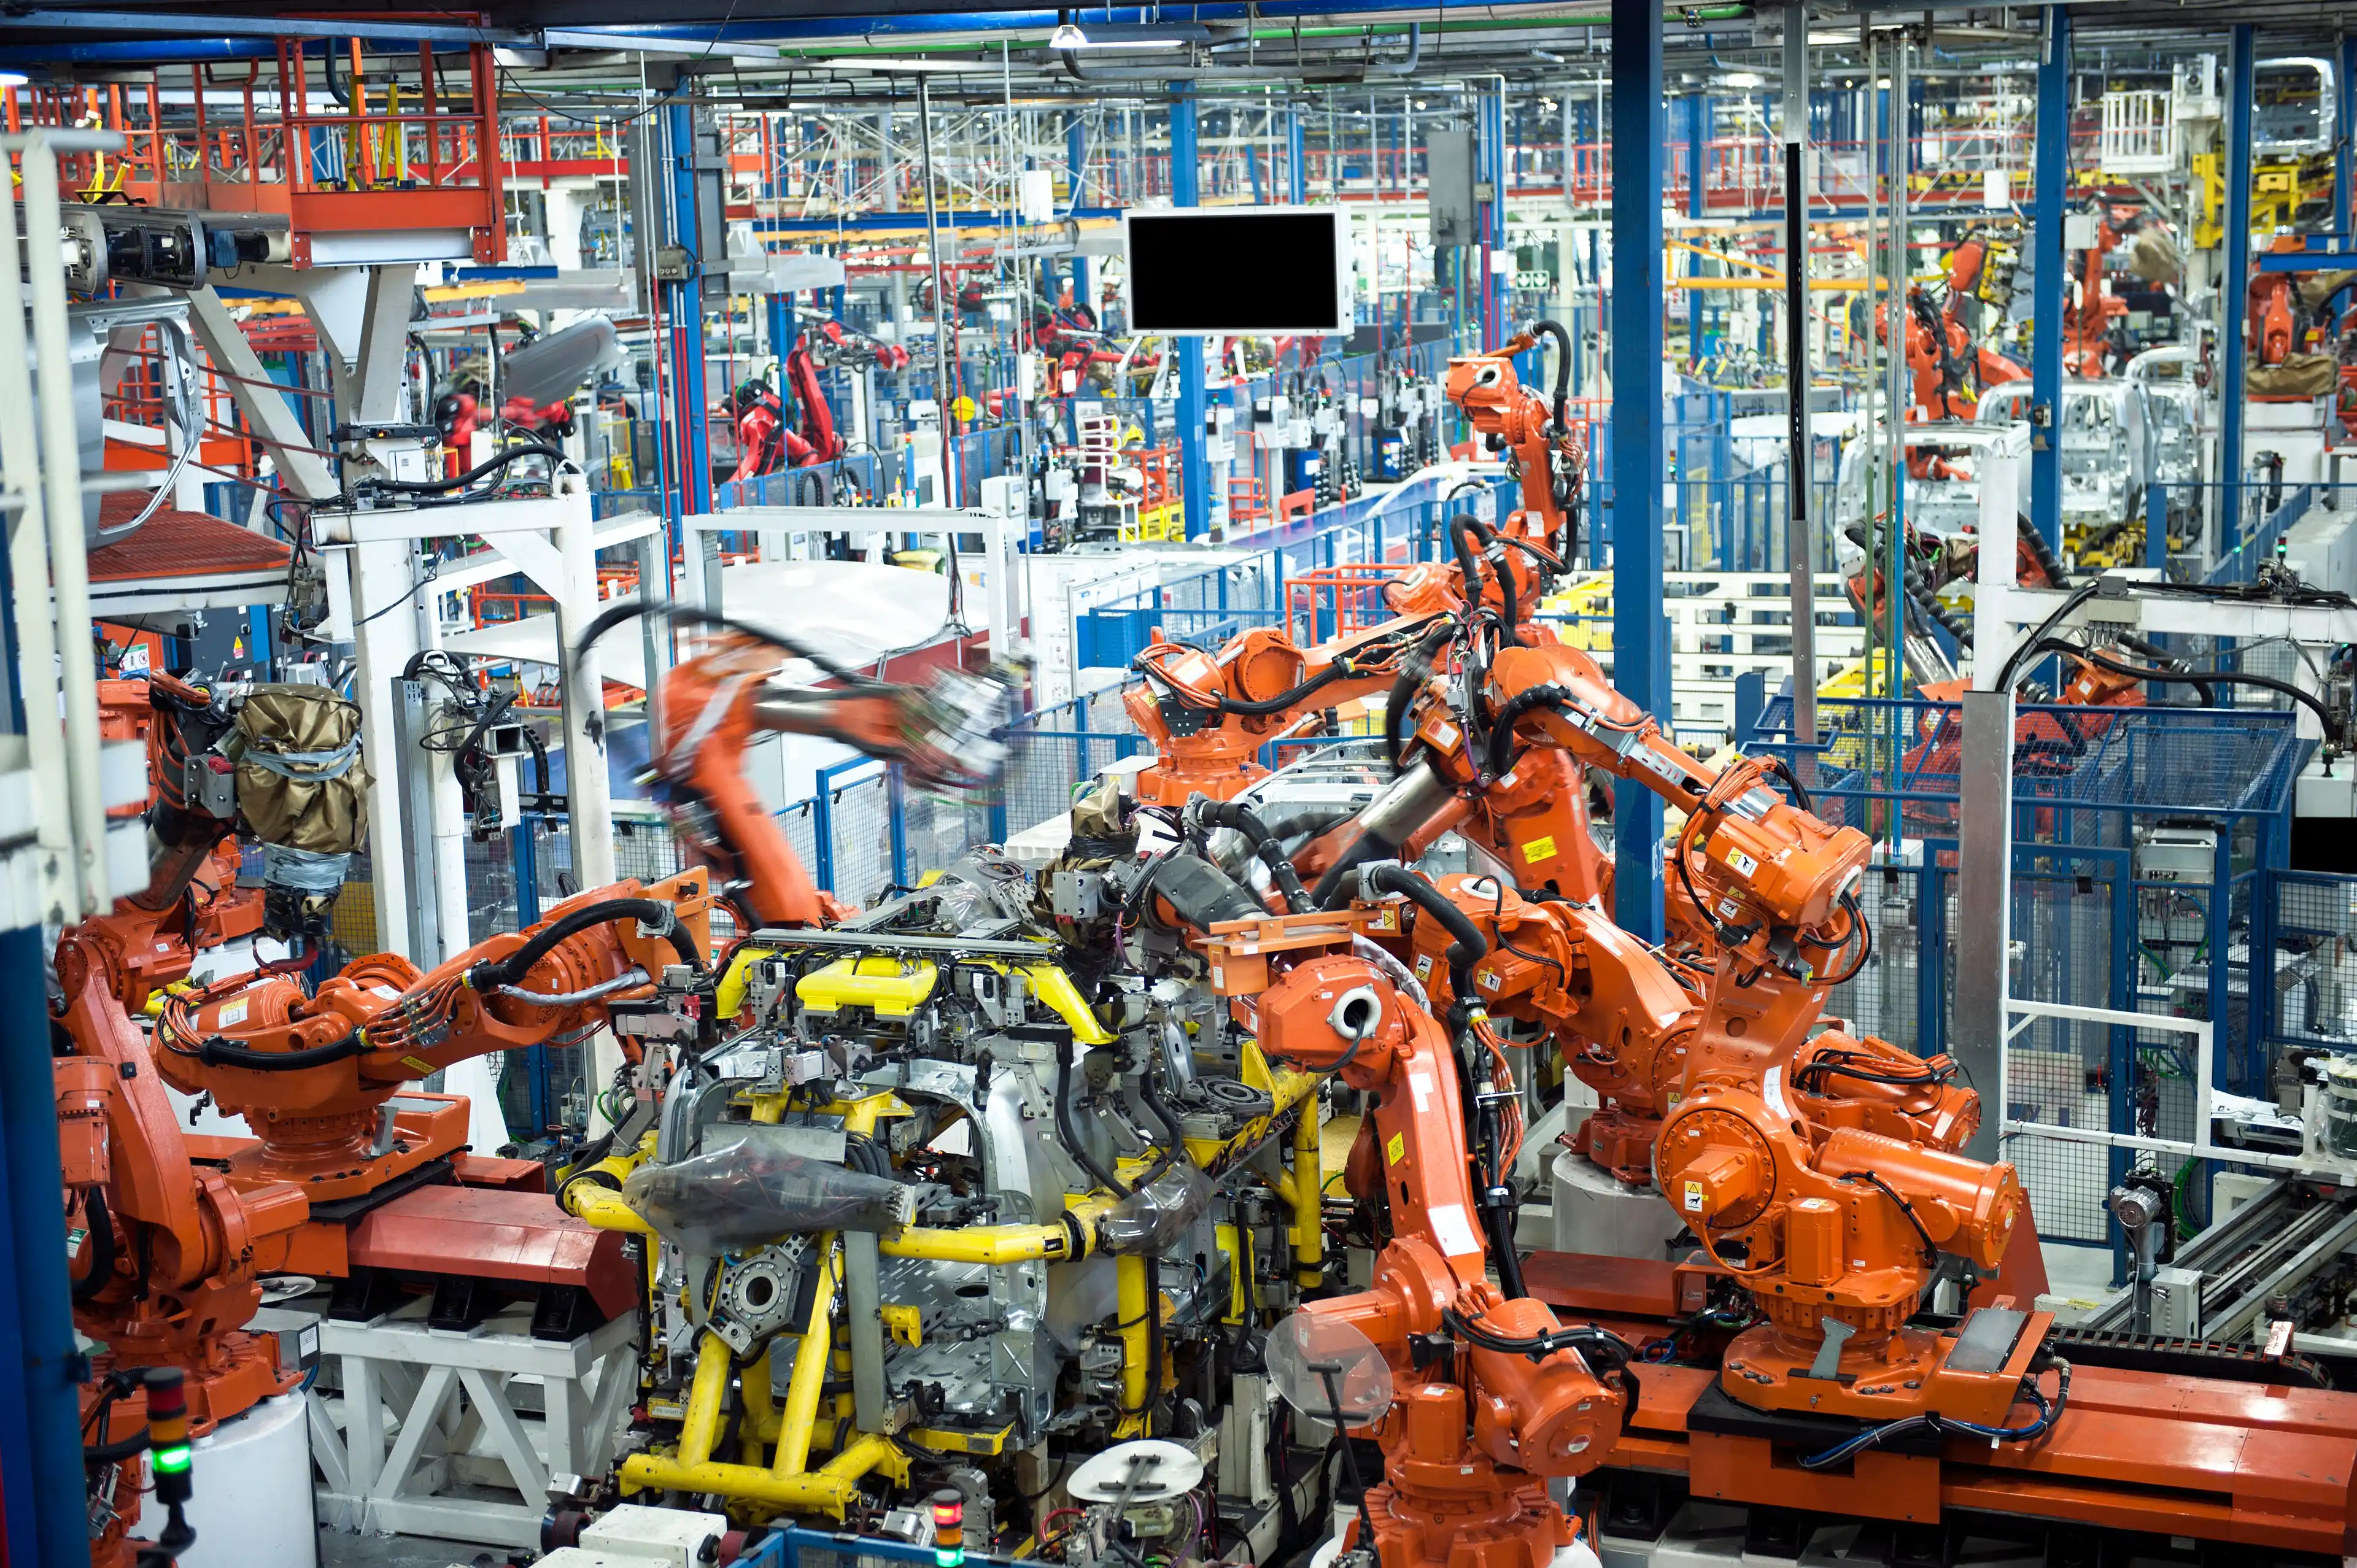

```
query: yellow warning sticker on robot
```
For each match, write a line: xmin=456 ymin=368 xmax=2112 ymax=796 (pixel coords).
xmin=402 ymin=1056 xmax=436 ymax=1076
xmin=1682 ymin=1179 xmax=1705 ymax=1213
xmin=1387 ymin=1132 xmax=1406 ymax=1166
xmin=1522 ymin=835 xmax=1557 ymax=863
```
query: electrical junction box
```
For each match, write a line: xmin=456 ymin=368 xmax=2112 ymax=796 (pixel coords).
xmin=2135 ymin=827 xmax=2217 ymax=885
xmin=2063 ymin=212 xmax=2100 ymax=251
xmin=2149 ymin=1265 xmax=2202 ymax=1338
xmin=578 ymin=1505 xmax=729 ymax=1566
xmin=980 ymin=474 xmax=1027 ymax=520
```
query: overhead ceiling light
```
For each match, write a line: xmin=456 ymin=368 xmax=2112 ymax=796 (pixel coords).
xmin=1048 ymin=21 xmax=1190 ymax=50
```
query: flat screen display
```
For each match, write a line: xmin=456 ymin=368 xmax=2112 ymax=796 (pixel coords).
xmin=1124 ymin=207 xmax=1350 ymax=334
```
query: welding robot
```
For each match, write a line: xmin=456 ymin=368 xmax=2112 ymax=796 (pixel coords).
xmin=60 ymin=613 xmax=1015 ymax=1567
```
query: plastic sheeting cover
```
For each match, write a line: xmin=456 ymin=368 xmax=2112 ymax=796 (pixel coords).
xmin=623 ymin=1140 xmax=915 ymax=1254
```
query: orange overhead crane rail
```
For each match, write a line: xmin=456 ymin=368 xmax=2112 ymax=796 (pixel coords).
xmin=10 ymin=27 xmax=505 ymax=266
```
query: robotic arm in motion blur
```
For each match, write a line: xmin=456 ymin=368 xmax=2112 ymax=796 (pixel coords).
xmin=584 ymin=600 xmax=1015 ymax=929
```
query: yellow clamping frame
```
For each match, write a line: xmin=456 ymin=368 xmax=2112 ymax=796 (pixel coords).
xmin=617 ymin=1241 xmax=913 ymax=1520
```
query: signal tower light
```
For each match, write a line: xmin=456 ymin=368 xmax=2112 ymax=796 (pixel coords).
xmin=932 ymin=1488 xmax=966 ymax=1568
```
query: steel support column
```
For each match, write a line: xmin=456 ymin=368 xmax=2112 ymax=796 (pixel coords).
xmin=2223 ymin=23 xmax=2256 ymax=541
xmin=1611 ymin=1 xmax=1668 ymax=941
xmin=0 ymin=919 xmax=81 ymax=1568
xmin=2028 ymin=7 xmax=2070 ymax=550
xmin=1172 ymin=85 xmax=1210 ymax=539
xmin=665 ymin=98 xmax=713 ymax=520
xmin=1479 ymin=82 xmax=1507 ymax=350
xmin=1287 ymin=109 xmax=1306 ymax=204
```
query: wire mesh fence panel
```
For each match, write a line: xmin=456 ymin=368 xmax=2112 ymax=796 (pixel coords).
xmin=611 ymin=815 xmax=686 ymax=884
xmin=464 ymin=836 xmax=521 ymax=945
xmin=778 ymin=800 xmax=822 ymax=886
xmin=899 ymin=787 xmax=995 ymax=876
xmin=1823 ymin=861 xmax=1930 ymax=1054
xmin=2272 ymin=872 xmax=2357 ymax=1048
xmin=829 ymin=773 xmax=895 ymax=908
xmin=2003 ymin=868 xmax=2121 ymax=1244
xmin=1002 ymin=732 xmax=1089 ymax=841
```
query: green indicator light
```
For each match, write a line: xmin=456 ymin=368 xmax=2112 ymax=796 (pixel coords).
xmin=152 ymin=1443 xmax=193 ymax=1475
xmin=935 ymin=1550 xmax=964 ymax=1567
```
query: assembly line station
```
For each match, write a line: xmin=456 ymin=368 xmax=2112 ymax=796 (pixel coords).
xmin=2 ymin=3 xmax=2357 ymax=1567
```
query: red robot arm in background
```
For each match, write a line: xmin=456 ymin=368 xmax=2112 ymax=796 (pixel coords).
xmin=784 ymin=342 xmax=845 ymax=463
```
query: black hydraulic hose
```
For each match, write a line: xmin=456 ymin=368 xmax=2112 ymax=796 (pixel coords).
xmin=197 ymin=1031 xmax=368 ymax=1073
xmin=2015 ymin=514 xmax=2073 ymax=589
xmin=1484 ymin=682 xmax=1578 ymax=781
xmin=1196 ymin=799 xmax=1311 ymax=912
xmin=1056 ymin=1038 xmax=1132 ymax=1199
xmin=1135 ymin=1058 xmax=1189 ymax=1189
xmin=2027 ymin=639 xmax=2339 ymax=741
xmin=1530 ymin=318 xmax=1574 ymax=434
xmin=1365 ymin=863 xmax=1486 ymax=1022
xmin=72 ymin=1186 xmax=115 ymax=1303
xmin=468 ymin=897 xmax=705 ymax=992
xmin=1482 ymin=1184 xmax=1529 ymax=1300
xmin=575 ymin=598 xmax=870 ymax=686
xmin=1993 ymin=581 xmax=2102 ymax=694
xmin=1385 ymin=622 xmax=1457 ymax=774
xmin=363 ymin=441 xmax=568 ymax=496
xmin=1452 ymin=514 xmax=1523 ymax=646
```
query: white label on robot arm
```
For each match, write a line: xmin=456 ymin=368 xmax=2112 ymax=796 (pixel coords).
xmin=1427 ymin=1202 xmax=1482 ymax=1259
xmin=1762 ymin=1065 xmax=1790 ymax=1122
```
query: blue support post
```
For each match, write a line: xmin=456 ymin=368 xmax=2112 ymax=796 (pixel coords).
xmin=1479 ymin=83 xmax=1508 ymax=350
xmin=2223 ymin=25 xmax=2256 ymax=541
xmin=0 ymin=921 xmax=85 ymax=1568
xmin=1172 ymin=86 xmax=1210 ymax=539
xmin=1287 ymin=110 xmax=1306 ymax=204
xmin=2028 ymin=8 xmax=2070 ymax=551
xmin=2146 ymin=482 xmax=2168 ymax=568
xmin=665 ymin=99 xmax=713 ymax=520
xmin=2339 ymin=35 xmax=2356 ymax=239
xmin=767 ymin=290 xmax=797 ymax=377
xmin=1686 ymin=95 xmax=1708 ymax=360
xmin=1611 ymin=1 xmax=1668 ymax=941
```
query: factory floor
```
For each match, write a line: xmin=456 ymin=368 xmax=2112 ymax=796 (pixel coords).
xmin=322 ymin=1529 xmax=501 ymax=1568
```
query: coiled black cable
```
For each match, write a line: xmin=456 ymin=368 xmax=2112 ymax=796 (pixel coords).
xmin=469 ymin=897 xmax=705 ymax=994
xmin=1193 ymin=798 xmax=1310 ymax=912
xmin=360 ymin=441 xmax=568 ymax=496
xmin=196 ymin=1031 xmax=368 ymax=1073
xmin=1384 ymin=622 xmax=1458 ymax=774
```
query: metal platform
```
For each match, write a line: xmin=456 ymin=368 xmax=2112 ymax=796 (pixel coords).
xmin=87 ymin=492 xmax=290 ymax=633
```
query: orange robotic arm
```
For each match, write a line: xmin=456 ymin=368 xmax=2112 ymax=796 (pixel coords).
xmin=1123 ymin=612 xmax=1449 ymax=806
xmin=53 ymin=869 xmax=717 ymax=1426
xmin=1444 ymin=322 xmax=1587 ymax=557
xmin=1178 ymin=882 xmax=1625 ymax=1568
xmin=646 ymin=623 xmax=1013 ymax=924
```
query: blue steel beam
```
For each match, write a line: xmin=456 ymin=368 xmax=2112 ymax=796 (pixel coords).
xmin=2223 ymin=25 xmax=2254 ymax=533
xmin=0 ymin=920 xmax=82 ymax=1568
xmin=2027 ymin=7 xmax=2070 ymax=550
xmin=1171 ymin=86 xmax=1210 ymax=539
xmin=1610 ymin=0 xmax=1667 ymax=941
xmin=1287 ymin=109 xmax=1306 ymax=204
